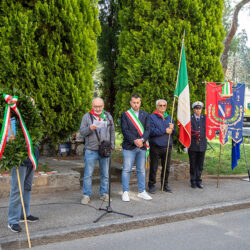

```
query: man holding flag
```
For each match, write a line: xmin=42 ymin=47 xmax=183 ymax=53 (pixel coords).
xmin=121 ymin=94 xmax=152 ymax=202
xmin=148 ymin=99 xmax=175 ymax=193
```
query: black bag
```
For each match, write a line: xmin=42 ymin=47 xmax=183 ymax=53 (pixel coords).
xmin=98 ymin=140 xmax=112 ymax=158
xmin=89 ymin=113 xmax=112 ymax=158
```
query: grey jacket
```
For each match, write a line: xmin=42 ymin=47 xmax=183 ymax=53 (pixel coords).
xmin=79 ymin=112 xmax=115 ymax=151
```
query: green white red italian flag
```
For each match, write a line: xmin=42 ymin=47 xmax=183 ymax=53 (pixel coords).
xmin=174 ymin=43 xmax=191 ymax=148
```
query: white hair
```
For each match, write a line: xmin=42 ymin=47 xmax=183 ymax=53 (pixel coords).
xmin=92 ymin=97 xmax=104 ymax=105
xmin=156 ymin=99 xmax=167 ymax=107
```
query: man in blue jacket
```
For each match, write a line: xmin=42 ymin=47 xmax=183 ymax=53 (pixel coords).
xmin=121 ymin=94 xmax=152 ymax=202
xmin=148 ymin=99 xmax=175 ymax=194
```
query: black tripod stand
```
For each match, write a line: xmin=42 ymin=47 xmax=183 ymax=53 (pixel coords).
xmin=93 ymin=115 xmax=133 ymax=223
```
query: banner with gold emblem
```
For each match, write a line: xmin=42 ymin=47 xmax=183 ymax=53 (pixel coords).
xmin=206 ymin=82 xmax=245 ymax=145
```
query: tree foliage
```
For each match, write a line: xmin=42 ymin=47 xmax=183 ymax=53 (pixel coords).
xmin=0 ymin=0 xmax=100 ymax=145
xmin=227 ymin=30 xmax=250 ymax=83
xmin=98 ymin=0 xmax=120 ymax=115
xmin=221 ymin=0 xmax=250 ymax=73
xmin=222 ymin=0 xmax=250 ymax=82
xmin=114 ymin=0 xmax=225 ymax=120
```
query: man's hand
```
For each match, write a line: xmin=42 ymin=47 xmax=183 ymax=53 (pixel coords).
xmin=9 ymin=135 xmax=15 ymax=141
xmin=166 ymin=123 xmax=174 ymax=134
xmin=169 ymin=123 xmax=174 ymax=130
xmin=134 ymin=139 xmax=143 ymax=148
xmin=90 ymin=124 xmax=98 ymax=131
xmin=166 ymin=128 xmax=173 ymax=134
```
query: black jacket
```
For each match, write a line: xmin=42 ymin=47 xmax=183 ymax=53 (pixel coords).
xmin=121 ymin=110 xmax=150 ymax=150
xmin=188 ymin=114 xmax=207 ymax=152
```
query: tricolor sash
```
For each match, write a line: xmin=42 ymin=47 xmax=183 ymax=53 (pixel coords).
xmin=0 ymin=94 xmax=37 ymax=170
xmin=125 ymin=109 xmax=150 ymax=158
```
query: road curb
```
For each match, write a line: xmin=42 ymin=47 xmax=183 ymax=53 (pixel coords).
xmin=1 ymin=199 xmax=250 ymax=249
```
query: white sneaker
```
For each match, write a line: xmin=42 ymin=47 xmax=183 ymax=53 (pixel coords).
xmin=81 ymin=195 xmax=90 ymax=205
xmin=137 ymin=191 xmax=152 ymax=200
xmin=122 ymin=191 xmax=130 ymax=202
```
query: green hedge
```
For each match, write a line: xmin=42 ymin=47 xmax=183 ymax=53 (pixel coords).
xmin=114 ymin=0 xmax=225 ymax=119
xmin=0 ymin=0 xmax=100 ymax=145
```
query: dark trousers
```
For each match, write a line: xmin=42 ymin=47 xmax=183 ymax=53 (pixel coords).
xmin=188 ymin=150 xmax=205 ymax=185
xmin=148 ymin=144 xmax=172 ymax=188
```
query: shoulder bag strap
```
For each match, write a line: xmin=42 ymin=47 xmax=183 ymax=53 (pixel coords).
xmin=89 ymin=113 xmax=101 ymax=145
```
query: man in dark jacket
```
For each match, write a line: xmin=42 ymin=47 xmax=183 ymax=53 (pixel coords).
xmin=188 ymin=101 xmax=207 ymax=189
xmin=121 ymin=94 xmax=152 ymax=202
xmin=148 ymin=99 xmax=175 ymax=194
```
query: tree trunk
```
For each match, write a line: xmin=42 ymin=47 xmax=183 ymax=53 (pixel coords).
xmin=220 ymin=0 xmax=250 ymax=74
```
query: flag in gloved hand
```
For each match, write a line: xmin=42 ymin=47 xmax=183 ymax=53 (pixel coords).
xmin=232 ymin=138 xmax=242 ymax=170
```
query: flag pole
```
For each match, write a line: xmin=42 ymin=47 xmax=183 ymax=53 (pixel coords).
xmin=9 ymin=123 xmax=31 ymax=248
xmin=16 ymin=167 xmax=32 ymax=248
xmin=161 ymin=30 xmax=185 ymax=192
xmin=217 ymin=144 xmax=222 ymax=188
xmin=242 ymin=142 xmax=250 ymax=181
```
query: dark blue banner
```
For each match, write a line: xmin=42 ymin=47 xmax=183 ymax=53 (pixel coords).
xmin=223 ymin=83 xmax=245 ymax=144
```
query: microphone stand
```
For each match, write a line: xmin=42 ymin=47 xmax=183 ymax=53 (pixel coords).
xmin=93 ymin=115 xmax=133 ymax=223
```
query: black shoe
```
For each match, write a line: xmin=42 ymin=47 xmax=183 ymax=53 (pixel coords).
xmin=148 ymin=186 xmax=156 ymax=194
xmin=8 ymin=224 xmax=22 ymax=233
xmin=163 ymin=186 xmax=172 ymax=192
xmin=197 ymin=183 xmax=203 ymax=189
xmin=20 ymin=215 xmax=39 ymax=223
xmin=191 ymin=184 xmax=197 ymax=188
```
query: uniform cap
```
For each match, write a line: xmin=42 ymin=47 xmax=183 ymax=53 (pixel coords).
xmin=192 ymin=101 xmax=204 ymax=109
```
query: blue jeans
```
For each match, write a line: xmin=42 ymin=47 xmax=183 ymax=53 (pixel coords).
xmin=8 ymin=166 xmax=34 ymax=224
xmin=83 ymin=149 xmax=109 ymax=197
xmin=122 ymin=148 xmax=146 ymax=192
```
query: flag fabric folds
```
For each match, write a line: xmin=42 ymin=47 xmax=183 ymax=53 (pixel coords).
xmin=232 ymin=138 xmax=242 ymax=170
xmin=206 ymin=82 xmax=245 ymax=145
xmin=174 ymin=43 xmax=191 ymax=148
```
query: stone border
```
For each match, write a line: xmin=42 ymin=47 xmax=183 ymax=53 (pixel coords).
xmin=0 ymin=171 xmax=80 ymax=198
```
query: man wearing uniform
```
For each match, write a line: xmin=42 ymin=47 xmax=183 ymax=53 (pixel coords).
xmin=188 ymin=101 xmax=207 ymax=189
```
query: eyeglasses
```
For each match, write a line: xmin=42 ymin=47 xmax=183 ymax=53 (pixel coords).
xmin=158 ymin=104 xmax=167 ymax=107
xmin=93 ymin=105 xmax=103 ymax=109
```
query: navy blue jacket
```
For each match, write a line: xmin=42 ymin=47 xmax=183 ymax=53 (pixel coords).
xmin=188 ymin=114 xmax=207 ymax=152
xmin=121 ymin=110 xmax=150 ymax=150
xmin=149 ymin=113 xmax=175 ymax=148
xmin=22 ymin=149 xmax=40 ymax=168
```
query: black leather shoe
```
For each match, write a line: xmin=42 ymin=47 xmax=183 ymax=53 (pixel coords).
xmin=191 ymin=184 xmax=197 ymax=188
xmin=163 ymin=186 xmax=172 ymax=192
xmin=197 ymin=183 xmax=203 ymax=189
xmin=148 ymin=186 xmax=156 ymax=194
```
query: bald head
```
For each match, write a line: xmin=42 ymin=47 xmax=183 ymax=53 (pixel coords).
xmin=92 ymin=97 xmax=104 ymax=115
xmin=92 ymin=97 xmax=104 ymax=105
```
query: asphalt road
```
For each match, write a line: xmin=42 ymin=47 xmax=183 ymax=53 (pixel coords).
xmin=26 ymin=208 xmax=250 ymax=250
